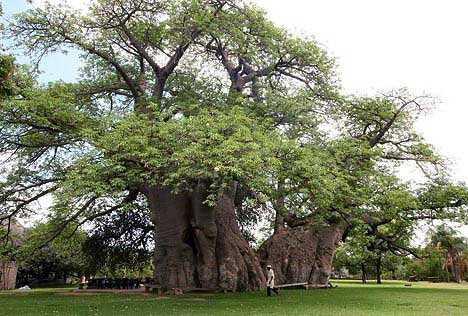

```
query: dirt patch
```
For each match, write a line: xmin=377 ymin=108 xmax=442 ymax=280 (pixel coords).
xmin=129 ymin=296 xmax=172 ymax=302
xmin=183 ymin=298 xmax=208 ymax=302
xmin=61 ymin=289 xmax=146 ymax=296
xmin=185 ymin=293 xmax=215 ymax=297
xmin=0 ymin=292 xmax=28 ymax=296
xmin=61 ymin=292 xmax=108 ymax=296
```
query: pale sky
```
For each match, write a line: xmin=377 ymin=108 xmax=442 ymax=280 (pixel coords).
xmin=6 ymin=0 xmax=468 ymax=238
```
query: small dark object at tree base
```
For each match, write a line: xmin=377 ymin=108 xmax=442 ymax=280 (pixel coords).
xmin=172 ymin=288 xmax=183 ymax=295
xmin=405 ymin=284 xmax=412 ymax=287
xmin=408 ymin=276 xmax=418 ymax=282
xmin=222 ymin=288 xmax=235 ymax=294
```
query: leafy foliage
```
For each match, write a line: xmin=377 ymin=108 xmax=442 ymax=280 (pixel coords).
xmin=82 ymin=196 xmax=154 ymax=275
xmin=17 ymin=223 xmax=88 ymax=282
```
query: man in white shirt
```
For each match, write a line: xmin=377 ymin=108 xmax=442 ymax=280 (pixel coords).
xmin=266 ymin=265 xmax=279 ymax=296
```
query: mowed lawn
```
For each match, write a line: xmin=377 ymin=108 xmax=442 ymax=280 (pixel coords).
xmin=2 ymin=280 xmax=468 ymax=316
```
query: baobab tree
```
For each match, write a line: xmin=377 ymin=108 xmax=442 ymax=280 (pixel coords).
xmin=2 ymin=0 xmax=467 ymax=292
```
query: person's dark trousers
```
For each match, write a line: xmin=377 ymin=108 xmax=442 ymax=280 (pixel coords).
xmin=267 ymin=287 xmax=279 ymax=296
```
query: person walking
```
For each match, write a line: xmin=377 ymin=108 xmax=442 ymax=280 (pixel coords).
xmin=266 ymin=265 xmax=279 ymax=296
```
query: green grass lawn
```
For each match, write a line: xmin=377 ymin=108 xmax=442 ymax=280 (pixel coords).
xmin=1 ymin=280 xmax=468 ymax=316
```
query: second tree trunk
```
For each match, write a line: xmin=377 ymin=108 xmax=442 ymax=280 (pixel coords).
xmin=257 ymin=222 xmax=345 ymax=286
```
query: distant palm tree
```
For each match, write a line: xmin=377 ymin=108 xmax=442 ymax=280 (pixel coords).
xmin=428 ymin=225 xmax=468 ymax=283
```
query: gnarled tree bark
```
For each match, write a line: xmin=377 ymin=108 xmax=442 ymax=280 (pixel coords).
xmin=257 ymin=218 xmax=346 ymax=286
xmin=143 ymin=181 xmax=265 ymax=291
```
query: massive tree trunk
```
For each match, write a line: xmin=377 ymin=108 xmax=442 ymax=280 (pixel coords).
xmin=257 ymin=221 xmax=346 ymax=286
xmin=143 ymin=181 xmax=265 ymax=291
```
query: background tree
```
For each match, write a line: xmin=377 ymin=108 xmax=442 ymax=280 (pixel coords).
xmin=16 ymin=223 xmax=88 ymax=286
xmin=405 ymin=247 xmax=447 ymax=281
xmin=332 ymin=177 xmax=468 ymax=284
xmin=82 ymin=197 xmax=154 ymax=277
xmin=427 ymin=224 xmax=468 ymax=283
